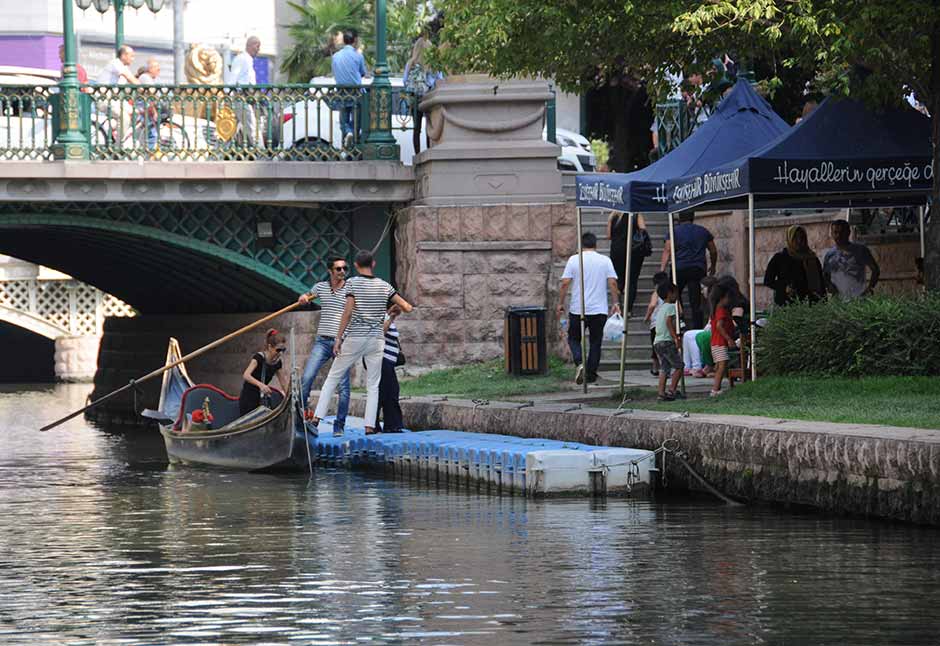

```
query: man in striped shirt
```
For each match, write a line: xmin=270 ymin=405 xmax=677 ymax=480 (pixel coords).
xmin=372 ymin=306 xmax=403 ymax=432
xmin=297 ymin=257 xmax=350 ymax=435
xmin=312 ymin=250 xmax=413 ymax=435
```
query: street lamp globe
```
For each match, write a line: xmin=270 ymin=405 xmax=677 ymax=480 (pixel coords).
xmin=74 ymin=0 xmax=94 ymax=10
xmin=145 ymin=0 xmax=166 ymax=12
xmin=126 ymin=0 xmax=146 ymax=8
xmin=91 ymin=0 xmax=112 ymax=12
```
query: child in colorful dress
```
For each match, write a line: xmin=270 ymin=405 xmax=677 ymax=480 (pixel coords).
xmin=709 ymin=286 xmax=735 ymax=397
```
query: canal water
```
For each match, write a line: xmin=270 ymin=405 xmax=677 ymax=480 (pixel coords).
xmin=2 ymin=383 xmax=940 ymax=645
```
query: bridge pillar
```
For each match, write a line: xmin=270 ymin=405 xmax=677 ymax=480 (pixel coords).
xmin=54 ymin=335 xmax=100 ymax=382
xmin=398 ymin=76 xmax=571 ymax=365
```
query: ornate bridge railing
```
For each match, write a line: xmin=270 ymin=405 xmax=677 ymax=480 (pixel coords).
xmin=0 ymin=83 xmax=416 ymax=162
xmin=0 ymin=278 xmax=135 ymax=337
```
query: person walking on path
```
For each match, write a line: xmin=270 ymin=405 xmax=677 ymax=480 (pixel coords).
xmin=608 ymin=212 xmax=652 ymax=312
xmin=557 ymin=232 xmax=621 ymax=385
xmin=652 ymin=281 xmax=683 ymax=401
xmin=331 ymin=29 xmax=368 ymax=148
xmin=311 ymin=250 xmax=412 ymax=436
xmin=823 ymin=220 xmax=880 ymax=299
xmin=660 ymin=212 xmax=717 ymax=329
xmin=297 ymin=257 xmax=351 ymax=436
xmin=764 ymin=225 xmax=826 ymax=306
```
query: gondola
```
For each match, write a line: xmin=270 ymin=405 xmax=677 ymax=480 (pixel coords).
xmin=142 ymin=338 xmax=309 ymax=471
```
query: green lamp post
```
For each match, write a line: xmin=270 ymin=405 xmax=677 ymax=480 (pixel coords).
xmin=52 ymin=0 xmax=90 ymax=160
xmin=77 ymin=0 xmax=167 ymax=55
xmin=362 ymin=0 xmax=400 ymax=161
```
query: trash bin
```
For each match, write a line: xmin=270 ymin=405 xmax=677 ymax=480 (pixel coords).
xmin=504 ymin=306 xmax=547 ymax=376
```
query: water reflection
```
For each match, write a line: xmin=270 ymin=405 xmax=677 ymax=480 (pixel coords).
xmin=1 ymin=383 xmax=939 ymax=644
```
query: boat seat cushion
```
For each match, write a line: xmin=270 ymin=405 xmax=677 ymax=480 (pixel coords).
xmin=173 ymin=384 xmax=243 ymax=431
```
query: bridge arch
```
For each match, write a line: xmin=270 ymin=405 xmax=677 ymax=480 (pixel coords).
xmin=0 ymin=213 xmax=311 ymax=313
xmin=0 ymin=303 xmax=69 ymax=340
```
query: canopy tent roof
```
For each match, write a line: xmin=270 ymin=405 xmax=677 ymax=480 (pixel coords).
xmin=575 ymin=79 xmax=790 ymax=213
xmin=666 ymin=97 xmax=933 ymax=212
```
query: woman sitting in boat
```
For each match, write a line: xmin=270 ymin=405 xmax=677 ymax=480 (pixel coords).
xmin=238 ymin=329 xmax=290 ymax=416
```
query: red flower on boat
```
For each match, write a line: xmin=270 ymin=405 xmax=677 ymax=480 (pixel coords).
xmin=191 ymin=409 xmax=214 ymax=424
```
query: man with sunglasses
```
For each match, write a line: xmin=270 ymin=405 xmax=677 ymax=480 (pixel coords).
xmin=297 ymin=257 xmax=351 ymax=436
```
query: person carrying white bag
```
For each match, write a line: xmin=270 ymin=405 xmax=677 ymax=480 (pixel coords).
xmin=603 ymin=313 xmax=624 ymax=343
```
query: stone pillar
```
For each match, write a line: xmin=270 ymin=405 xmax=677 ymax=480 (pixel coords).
xmin=55 ymin=335 xmax=101 ymax=382
xmin=396 ymin=76 xmax=575 ymax=365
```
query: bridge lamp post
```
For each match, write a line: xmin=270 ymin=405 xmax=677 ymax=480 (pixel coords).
xmin=362 ymin=0 xmax=400 ymax=161
xmin=74 ymin=0 xmax=169 ymax=55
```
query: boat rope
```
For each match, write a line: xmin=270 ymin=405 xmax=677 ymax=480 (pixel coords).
xmin=622 ymin=439 xmax=740 ymax=505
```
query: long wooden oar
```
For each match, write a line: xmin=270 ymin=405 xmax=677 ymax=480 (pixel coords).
xmin=40 ymin=301 xmax=303 ymax=432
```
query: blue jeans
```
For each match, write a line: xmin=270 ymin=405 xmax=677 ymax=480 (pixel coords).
xmin=301 ymin=336 xmax=349 ymax=433
xmin=339 ymin=105 xmax=356 ymax=141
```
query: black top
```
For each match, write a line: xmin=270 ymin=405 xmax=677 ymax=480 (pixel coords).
xmin=609 ymin=215 xmax=652 ymax=258
xmin=764 ymin=248 xmax=826 ymax=306
xmin=238 ymin=351 xmax=282 ymax=415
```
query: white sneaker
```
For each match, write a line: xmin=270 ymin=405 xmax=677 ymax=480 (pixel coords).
xmin=709 ymin=389 xmax=723 ymax=397
xmin=343 ymin=133 xmax=354 ymax=149
xmin=575 ymin=364 xmax=585 ymax=385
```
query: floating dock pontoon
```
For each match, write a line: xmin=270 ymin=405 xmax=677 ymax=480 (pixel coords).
xmin=304 ymin=421 xmax=657 ymax=497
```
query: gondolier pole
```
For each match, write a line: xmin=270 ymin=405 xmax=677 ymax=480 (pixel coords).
xmin=618 ymin=212 xmax=634 ymax=396
xmin=576 ymin=206 xmax=588 ymax=394
xmin=748 ymin=193 xmax=757 ymax=382
xmin=667 ymin=211 xmax=684 ymax=396
xmin=291 ymin=326 xmax=314 ymax=477
xmin=40 ymin=301 xmax=304 ymax=432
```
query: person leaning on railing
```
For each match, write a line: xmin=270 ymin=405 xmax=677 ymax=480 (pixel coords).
xmin=228 ymin=36 xmax=263 ymax=148
xmin=95 ymin=45 xmax=140 ymax=147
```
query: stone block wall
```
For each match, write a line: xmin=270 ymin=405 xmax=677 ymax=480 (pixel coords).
xmin=394 ymin=202 xmax=577 ymax=365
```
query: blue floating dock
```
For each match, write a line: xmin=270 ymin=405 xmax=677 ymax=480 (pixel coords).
xmin=299 ymin=418 xmax=656 ymax=496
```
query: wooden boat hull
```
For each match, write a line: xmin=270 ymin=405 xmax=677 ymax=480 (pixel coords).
xmin=147 ymin=338 xmax=309 ymax=472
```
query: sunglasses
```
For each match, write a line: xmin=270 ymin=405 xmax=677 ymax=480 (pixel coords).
xmin=332 ymin=265 xmax=348 ymax=272
xmin=275 ymin=346 xmax=287 ymax=353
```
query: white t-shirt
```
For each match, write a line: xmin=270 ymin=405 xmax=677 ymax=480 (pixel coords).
xmin=562 ymin=251 xmax=617 ymax=315
xmin=228 ymin=51 xmax=256 ymax=85
xmin=97 ymin=58 xmax=130 ymax=85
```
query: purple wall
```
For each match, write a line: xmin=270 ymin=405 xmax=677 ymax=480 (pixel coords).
xmin=0 ymin=35 xmax=62 ymax=72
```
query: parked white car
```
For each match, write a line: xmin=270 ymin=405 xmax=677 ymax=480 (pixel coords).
xmin=281 ymin=75 xmax=422 ymax=163
xmin=0 ymin=66 xmax=59 ymax=154
xmin=549 ymin=126 xmax=596 ymax=172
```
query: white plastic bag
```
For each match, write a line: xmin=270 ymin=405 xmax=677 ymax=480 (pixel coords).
xmin=603 ymin=313 xmax=624 ymax=342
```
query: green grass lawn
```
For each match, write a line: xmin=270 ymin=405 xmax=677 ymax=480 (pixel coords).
xmin=399 ymin=357 xmax=575 ymax=399
xmin=618 ymin=376 xmax=940 ymax=430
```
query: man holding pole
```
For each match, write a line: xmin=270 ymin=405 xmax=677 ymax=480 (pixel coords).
xmin=557 ymin=232 xmax=620 ymax=385
xmin=297 ymin=257 xmax=351 ymax=437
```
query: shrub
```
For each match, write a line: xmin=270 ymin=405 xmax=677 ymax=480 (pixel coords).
xmin=760 ymin=294 xmax=940 ymax=377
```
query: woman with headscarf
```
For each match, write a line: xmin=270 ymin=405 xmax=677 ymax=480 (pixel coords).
xmin=763 ymin=225 xmax=827 ymax=306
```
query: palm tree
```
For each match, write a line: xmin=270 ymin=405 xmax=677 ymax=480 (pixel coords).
xmin=281 ymin=0 xmax=426 ymax=82
xmin=280 ymin=0 xmax=370 ymax=83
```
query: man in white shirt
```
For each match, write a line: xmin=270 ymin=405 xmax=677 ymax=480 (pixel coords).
xmin=228 ymin=36 xmax=262 ymax=147
xmin=557 ymin=232 xmax=621 ymax=384
xmin=95 ymin=46 xmax=139 ymax=149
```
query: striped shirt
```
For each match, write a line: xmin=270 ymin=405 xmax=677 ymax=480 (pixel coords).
xmin=344 ymin=275 xmax=397 ymax=338
xmin=383 ymin=320 xmax=400 ymax=363
xmin=309 ymin=280 xmax=347 ymax=338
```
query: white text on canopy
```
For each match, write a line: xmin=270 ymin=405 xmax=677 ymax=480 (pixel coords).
xmin=578 ymin=181 xmax=625 ymax=206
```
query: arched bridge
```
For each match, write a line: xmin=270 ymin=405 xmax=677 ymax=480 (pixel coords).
xmin=0 ymin=199 xmax=395 ymax=314
xmin=0 ymin=277 xmax=134 ymax=339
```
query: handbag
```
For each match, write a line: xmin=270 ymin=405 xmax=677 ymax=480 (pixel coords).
xmin=632 ymin=229 xmax=653 ymax=258
xmin=395 ymin=349 xmax=407 ymax=367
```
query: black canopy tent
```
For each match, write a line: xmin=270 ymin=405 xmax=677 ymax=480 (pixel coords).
xmin=574 ymin=80 xmax=790 ymax=391
xmin=664 ymin=97 xmax=933 ymax=379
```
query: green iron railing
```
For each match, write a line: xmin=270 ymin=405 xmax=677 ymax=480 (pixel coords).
xmin=653 ymin=99 xmax=712 ymax=159
xmin=0 ymin=83 xmax=417 ymax=162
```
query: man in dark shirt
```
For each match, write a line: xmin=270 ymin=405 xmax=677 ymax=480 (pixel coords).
xmin=660 ymin=212 xmax=718 ymax=329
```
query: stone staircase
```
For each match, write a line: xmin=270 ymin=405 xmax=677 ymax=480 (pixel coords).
xmin=561 ymin=173 xmax=665 ymax=373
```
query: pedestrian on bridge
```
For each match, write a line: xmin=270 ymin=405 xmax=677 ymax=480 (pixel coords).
xmin=298 ymin=257 xmax=352 ymax=437
xmin=311 ymin=250 xmax=413 ymax=436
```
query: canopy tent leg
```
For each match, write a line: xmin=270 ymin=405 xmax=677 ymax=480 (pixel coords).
xmin=748 ymin=194 xmax=757 ymax=382
xmin=576 ymin=207 xmax=588 ymax=394
xmin=667 ymin=211 xmax=684 ymax=395
xmin=920 ymin=203 xmax=927 ymax=259
xmin=618 ymin=213 xmax=634 ymax=396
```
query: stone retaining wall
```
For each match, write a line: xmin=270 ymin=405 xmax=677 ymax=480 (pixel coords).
xmin=348 ymin=394 xmax=940 ymax=525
